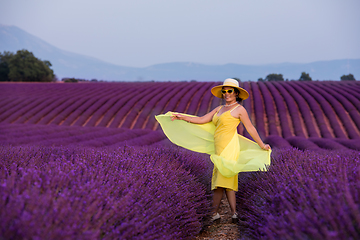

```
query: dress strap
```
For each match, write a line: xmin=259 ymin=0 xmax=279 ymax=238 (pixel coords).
xmin=230 ymin=104 xmax=240 ymax=112
xmin=216 ymin=105 xmax=224 ymax=114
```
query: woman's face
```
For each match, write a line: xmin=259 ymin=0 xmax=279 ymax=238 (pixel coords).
xmin=222 ymin=87 xmax=237 ymax=102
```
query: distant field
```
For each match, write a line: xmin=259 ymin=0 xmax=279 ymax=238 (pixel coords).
xmin=0 ymin=81 xmax=359 ymax=150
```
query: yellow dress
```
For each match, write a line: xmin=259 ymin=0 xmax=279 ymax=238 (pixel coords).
xmin=211 ymin=105 xmax=241 ymax=191
xmin=155 ymin=106 xmax=271 ymax=192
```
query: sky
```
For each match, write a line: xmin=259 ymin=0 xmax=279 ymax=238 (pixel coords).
xmin=0 ymin=0 xmax=360 ymax=68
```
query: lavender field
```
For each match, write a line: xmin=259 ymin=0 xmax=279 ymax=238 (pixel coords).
xmin=1 ymin=81 xmax=360 ymax=239
xmin=1 ymin=81 xmax=360 ymax=150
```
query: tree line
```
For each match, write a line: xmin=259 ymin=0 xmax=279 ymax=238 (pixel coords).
xmin=0 ymin=50 xmax=55 ymax=82
xmin=257 ymin=72 xmax=356 ymax=82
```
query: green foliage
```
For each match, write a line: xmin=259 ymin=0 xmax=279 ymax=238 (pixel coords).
xmin=299 ymin=72 xmax=312 ymax=81
xmin=63 ymin=78 xmax=79 ymax=83
xmin=265 ymin=73 xmax=284 ymax=81
xmin=340 ymin=74 xmax=356 ymax=81
xmin=0 ymin=51 xmax=13 ymax=81
xmin=0 ymin=49 xmax=54 ymax=82
xmin=258 ymin=78 xmax=264 ymax=82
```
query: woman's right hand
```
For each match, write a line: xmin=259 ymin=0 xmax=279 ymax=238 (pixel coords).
xmin=171 ymin=113 xmax=185 ymax=121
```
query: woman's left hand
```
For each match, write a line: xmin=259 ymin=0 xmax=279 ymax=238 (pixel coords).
xmin=262 ymin=144 xmax=271 ymax=151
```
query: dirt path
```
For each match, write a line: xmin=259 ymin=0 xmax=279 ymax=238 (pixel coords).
xmin=195 ymin=194 xmax=240 ymax=240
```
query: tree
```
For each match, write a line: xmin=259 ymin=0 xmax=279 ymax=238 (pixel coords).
xmin=299 ymin=72 xmax=312 ymax=81
xmin=0 ymin=49 xmax=54 ymax=82
xmin=340 ymin=74 xmax=356 ymax=81
xmin=0 ymin=51 xmax=14 ymax=81
xmin=265 ymin=73 xmax=284 ymax=81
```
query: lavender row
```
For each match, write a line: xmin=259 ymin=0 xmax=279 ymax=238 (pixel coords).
xmin=250 ymin=82 xmax=266 ymax=139
xmin=237 ymin=148 xmax=360 ymax=239
xmin=108 ymin=85 xmax=165 ymax=128
xmin=1 ymin=84 xmax=97 ymax=124
xmin=0 ymin=83 xmax=80 ymax=100
xmin=197 ymin=82 xmax=217 ymax=116
xmin=144 ymin=82 xmax=188 ymax=129
xmin=263 ymin=134 xmax=360 ymax=151
xmin=0 ymin=97 xmax=26 ymax=118
xmin=73 ymin=95 xmax=117 ymax=127
xmin=257 ymin=82 xmax=279 ymax=136
xmin=270 ymin=82 xmax=306 ymax=137
xmin=89 ymin=83 xmax=152 ymax=127
xmin=0 ymin=145 xmax=213 ymax=239
xmin=304 ymin=82 xmax=360 ymax=139
xmin=186 ymin=82 xmax=213 ymax=115
xmin=161 ymin=82 xmax=195 ymax=113
xmin=0 ymin=97 xmax=16 ymax=116
xmin=265 ymin=82 xmax=296 ymax=138
xmin=278 ymin=82 xmax=321 ymax=138
xmin=209 ymin=82 xmax=222 ymax=111
xmin=85 ymin=94 xmax=125 ymax=127
xmin=240 ymin=82 xmax=253 ymax=139
xmin=0 ymin=124 xmax=167 ymax=147
xmin=60 ymin=96 xmax=106 ymax=126
xmin=331 ymin=81 xmax=360 ymax=100
xmin=0 ymin=98 xmax=45 ymax=123
xmin=2 ymin=122 xmax=358 ymax=151
xmin=17 ymin=97 xmax=68 ymax=124
xmin=29 ymin=96 xmax=84 ymax=125
xmin=132 ymin=83 xmax=177 ymax=129
xmin=45 ymin=86 xmax=110 ymax=126
xmin=174 ymin=82 xmax=203 ymax=113
xmin=293 ymin=82 xmax=348 ymax=139
xmin=151 ymin=82 xmax=197 ymax=131
xmin=120 ymin=86 xmax=166 ymax=128
xmin=286 ymin=82 xmax=334 ymax=138
xmin=324 ymin=82 xmax=360 ymax=113
xmin=0 ymin=124 xmax=105 ymax=146
xmin=94 ymin=87 xmax=136 ymax=127
xmin=314 ymin=82 xmax=360 ymax=130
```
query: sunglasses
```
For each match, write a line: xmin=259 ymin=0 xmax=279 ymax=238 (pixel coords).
xmin=221 ymin=89 xmax=234 ymax=94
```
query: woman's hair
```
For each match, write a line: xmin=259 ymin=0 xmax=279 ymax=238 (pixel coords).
xmin=234 ymin=88 xmax=243 ymax=104
xmin=222 ymin=87 xmax=243 ymax=104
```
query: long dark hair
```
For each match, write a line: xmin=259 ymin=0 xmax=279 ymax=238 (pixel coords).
xmin=234 ymin=88 xmax=243 ymax=104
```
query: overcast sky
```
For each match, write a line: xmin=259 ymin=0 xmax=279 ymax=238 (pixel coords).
xmin=1 ymin=0 xmax=359 ymax=68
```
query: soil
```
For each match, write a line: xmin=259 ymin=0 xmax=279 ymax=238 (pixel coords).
xmin=195 ymin=193 xmax=243 ymax=240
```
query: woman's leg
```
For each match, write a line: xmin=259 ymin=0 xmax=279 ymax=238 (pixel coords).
xmin=213 ymin=187 xmax=224 ymax=213
xmin=225 ymin=190 xmax=236 ymax=215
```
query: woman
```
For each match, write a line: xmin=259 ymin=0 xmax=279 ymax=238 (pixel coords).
xmin=155 ymin=78 xmax=271 ymax=223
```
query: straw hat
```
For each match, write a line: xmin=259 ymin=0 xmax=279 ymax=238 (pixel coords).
xmin=211 ymin=78 xmax=249 ymax=100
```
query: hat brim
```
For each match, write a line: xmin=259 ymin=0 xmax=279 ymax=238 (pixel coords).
xmin=211 ymin=85 xmax=249 ymax=100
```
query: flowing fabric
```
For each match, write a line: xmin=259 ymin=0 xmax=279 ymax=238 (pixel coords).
xmin=155 ymin=110 xmax=271 ymax=179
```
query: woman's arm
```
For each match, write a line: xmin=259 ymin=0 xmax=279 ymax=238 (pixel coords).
xmin=171 ymin=106 xmax=221 ymax=124
xmin=237 ymin=106 xmax=271 ymax=150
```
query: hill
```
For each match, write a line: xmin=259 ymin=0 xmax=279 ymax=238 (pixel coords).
xmin=1 ymin=24 xmax=360 ymax=81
